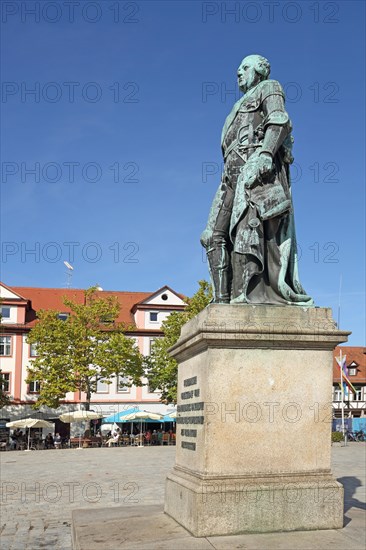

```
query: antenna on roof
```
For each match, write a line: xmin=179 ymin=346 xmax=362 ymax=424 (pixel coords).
xmin=63 ymin=261 xmax=74 ymax=288
xmin=337 ymin=273 xmax=342 ymax=329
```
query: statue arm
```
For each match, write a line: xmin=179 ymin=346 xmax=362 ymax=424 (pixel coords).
xmin=259 ymin=82 xmax=291 ymax=159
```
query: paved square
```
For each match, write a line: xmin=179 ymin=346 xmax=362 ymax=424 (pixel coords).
xmin=1 ymin=443 xmax=365 ymax=549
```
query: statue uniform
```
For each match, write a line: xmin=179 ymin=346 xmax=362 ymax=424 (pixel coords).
xmin=201 ymin=79 xmax=313 ymax=306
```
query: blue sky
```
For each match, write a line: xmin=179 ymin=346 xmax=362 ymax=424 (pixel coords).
xmin=1 ymin=0 xmax=365 ymax=345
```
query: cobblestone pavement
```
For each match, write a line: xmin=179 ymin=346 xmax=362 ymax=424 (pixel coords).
xmin=1 ymin=443 xmax=365 ymax=550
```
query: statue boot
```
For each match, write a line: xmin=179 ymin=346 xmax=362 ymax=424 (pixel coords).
xmin=231 ymin=253 xmax=262 ymax=304
xmin=207 ymin=238 xmax=231 ymax=304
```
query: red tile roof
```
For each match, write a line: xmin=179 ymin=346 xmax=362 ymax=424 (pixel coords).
xmin=333 ymin=346 xmax=366 ymax=383
xmin=11 ymin=287 xmax=154 ymax=327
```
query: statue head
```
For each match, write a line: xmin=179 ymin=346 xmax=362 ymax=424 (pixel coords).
xmin=237 ymin=54 xmax=270 ymax=93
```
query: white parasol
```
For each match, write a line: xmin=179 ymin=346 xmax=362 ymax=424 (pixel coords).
xmin=122 ymin=410 xmax=164 ymax=446
xmin=59 ymin=410 xmax=103 ymax=449
xmin=6 ymin=418 xmax=54 ymax=451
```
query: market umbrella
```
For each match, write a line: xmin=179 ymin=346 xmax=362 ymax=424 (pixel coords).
xmin=101 ymin=407 xmax=139 ymax=424
xmin=6 ymin=418 xmax=54 ymax=451
xmin=59 ymin=410 xmax=104 ymax=449
xmin=122 ymin=410 xmax=164 ymax=446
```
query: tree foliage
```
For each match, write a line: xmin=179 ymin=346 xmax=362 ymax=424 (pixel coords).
xmin=26 ymin=287 xmax=143 ymax=409
xmin=0 ymin=307 xmax=11 ymax=408
xmin=144 ymin=280 xmax=212 ymax=404
xmin=0 ymin=370 xmax=11 ymax=408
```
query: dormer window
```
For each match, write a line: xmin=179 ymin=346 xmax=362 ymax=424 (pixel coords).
xmin=1 ymin=307 xmax=10 ymax=319
xmin=348 ymin=361 xmax=358 ymax=376
xmin=150 ymin=312 xmax=158 ymax=322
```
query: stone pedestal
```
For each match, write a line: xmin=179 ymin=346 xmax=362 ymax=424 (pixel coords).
xmin=164 ymin=304 xmax=350 ymax=537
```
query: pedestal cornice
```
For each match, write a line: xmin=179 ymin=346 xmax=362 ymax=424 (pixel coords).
xmin=169 ymin=304 xmax=350 ymax=361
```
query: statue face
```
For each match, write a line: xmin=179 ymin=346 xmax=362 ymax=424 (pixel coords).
xmin=237 ymin=57 xmax=261 ymax=93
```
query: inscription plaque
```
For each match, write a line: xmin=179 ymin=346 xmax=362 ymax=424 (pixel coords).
xmin=179 ymin=376 xmax=204 ymax=451
xmin=181 ymin=441 xmax=196 ymax=451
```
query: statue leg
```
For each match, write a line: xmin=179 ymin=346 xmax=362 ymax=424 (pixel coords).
xmin=205 ymin=185 xmax=234 ymax=304
xmin=231 ymin=253 xmax=261 ymax=303
xmin=230 ymin=208 xmax=264 ymax=303
xmin=207 ymin=231 xmax=231 ymax=303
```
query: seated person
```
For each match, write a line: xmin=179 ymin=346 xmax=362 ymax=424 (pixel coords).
xmin=95 ymin=430 xmax=103 ymax=447
xmin=45 ymin=433 xmax=54 ymax=449
xmin=106 ymin=428 xmax=121 ymax=447
xmin=54 ymin=433 xmax=62 ymax=449
xmin=10 ymin=434 xmax=17 ymax=450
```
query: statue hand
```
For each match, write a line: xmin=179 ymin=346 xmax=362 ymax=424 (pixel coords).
xmin=241 ymin=152 xmax=273 ymax=189
xmin=258 ymin=153 xmax=273 ymax=178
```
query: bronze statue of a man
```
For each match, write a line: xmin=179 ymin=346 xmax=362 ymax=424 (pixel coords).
xmin=201 ymin=54 xmax=313 ymax=306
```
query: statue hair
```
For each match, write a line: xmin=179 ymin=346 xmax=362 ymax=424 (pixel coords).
xmin=245 ymin=54 xmax=271 ymax=79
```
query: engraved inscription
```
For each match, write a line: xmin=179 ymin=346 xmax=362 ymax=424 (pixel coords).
xmin=176 ymin=416 xmax=204 ymax=425
xmin=184 ymin=376 xmax=197 ymax=387
xmin=181 ymin=390 xmax=194 ymax=400
xmin=181 ymin=429 xmax=197 ymax=438
xmin=177 ymin=402 xmax=204 ymax=413
xmin=179 ymin=376 xmax=201 ymax=452
xmin=181 ymin=441 xmax=196 ymax=451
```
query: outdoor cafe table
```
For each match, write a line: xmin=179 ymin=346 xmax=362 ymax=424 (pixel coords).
xmin=69 ymin=437 xmax=101 ymax=448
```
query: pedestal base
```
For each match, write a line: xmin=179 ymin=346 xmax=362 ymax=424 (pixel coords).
xmin=164 ymin=304 xmax=349 ymax=537
xmin=165 ymin=467 xmax=343 ymax=537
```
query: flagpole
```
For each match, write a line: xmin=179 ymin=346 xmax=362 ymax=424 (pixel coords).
xmin=340 ymin=365 xmax=345 ymax=442
xmin=337 ymin=274 xmax=342 ymax=329
xmin=340 ymin=351 xmax=349 ymax=445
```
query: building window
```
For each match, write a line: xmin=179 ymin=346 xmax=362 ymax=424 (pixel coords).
xmin=149 ymin=338 xmax=157 ymax=355
xmin=1 ymin=307 xmax=11 ymax=319
xmin=1 ymin=373 xmax=10 ymax=393
xmin=29 ymin=381 xmax=41 ymax=393
xmin=147 ymin=384 xmax=160 ymax=394
xmin=348 ymin=362 xmax=358 ymax=376
xmin=30 ymin=344 xmax=38 ymax=357
xmin=333 ymin=387 xmax=342 ymax=401
xmin=57 ymin=313 xmax=69 ymax=321
xmin=117 ymin=376 xmax=130 ymax=393
xmin=354 ymin=386 xmax=363 ymax=401
xmin=0 ymin=336 xmax=12 ymax=356
xmin=149 ymin=312 xmax=158 ymax=322
xmin=96 ymin=380 xmax=109 ymax=393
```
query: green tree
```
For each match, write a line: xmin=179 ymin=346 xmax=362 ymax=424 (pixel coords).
xmin=26 ymin=287 xmax=143 ymax=409
xmin=0 ymin=307 xmax=11 ymax=408
xmin=0 ymin=370 xmax=11 ymax=408
xmin=144 ymin=280 xmax=212 ymax=404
